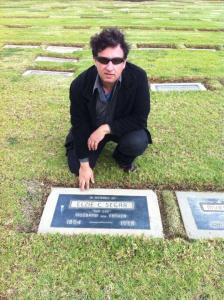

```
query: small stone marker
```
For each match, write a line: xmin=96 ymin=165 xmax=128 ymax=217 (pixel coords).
xmin=4 ymin=44 xmax=40 ymax=49
xmin=45 ymin=46 xmax=83 ymax=53
xmin=137 ymin=47 xmax=172 ymax=51
xmin=23 ymin=70 xmax=73 ymax=77
xmin=150 ymin=82 xmax=206 ymax=92
xmin=35 ymin=56 xmax=77 ymax=63
xmin=38 ymin=188 xmax=163 ymax=237
xmin=176 ymin=191 xmax=224 ymax=239
xmin=186 ymin=48 xmax=216 ymax=52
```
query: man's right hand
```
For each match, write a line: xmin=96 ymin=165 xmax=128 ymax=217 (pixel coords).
xmin=79 ymin=162 xmax=95 ymax=191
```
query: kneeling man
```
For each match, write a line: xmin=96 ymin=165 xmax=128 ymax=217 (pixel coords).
xmin=65 ymin=28 xmax=152 ymax=190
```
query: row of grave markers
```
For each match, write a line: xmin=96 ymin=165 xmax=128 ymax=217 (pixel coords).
xmin=38 ymin=188 xmax=224 ymax=240
xmin=4 ymin=44 xmax=220 ymax=52
xmin=3 ymin=44 xmax=207 ymax=91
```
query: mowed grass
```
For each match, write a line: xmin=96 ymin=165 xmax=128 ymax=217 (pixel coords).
xmin=0 ymin=0 xmax=224 ymax=299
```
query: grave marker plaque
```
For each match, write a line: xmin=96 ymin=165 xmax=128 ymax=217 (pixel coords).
xmin=45 ymin=46 xmax=83 ymax=53
xmin=151 ymin=83 xmax=206 ymax=92
xmin=38 ymin=188 xmax=163 ymax=237
xmin=176 ymin=191 xmax=224 ymax=239
xmin=23 ymin=70 xmax=73 ymax=77
xmin=4 ymin=44 xmax=40 ymax=49
xmin=35 ymin=56 xmax=77 ymax=63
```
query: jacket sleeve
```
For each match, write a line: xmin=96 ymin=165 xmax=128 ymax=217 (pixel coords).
xmin=70 ymin=77 xmax=91 ymax=159
xmin=109 ymin=70 xmax=150 ymax=137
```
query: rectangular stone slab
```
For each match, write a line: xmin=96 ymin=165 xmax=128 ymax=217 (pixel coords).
xmin=137 ymin=47 xmax=173 ymax=50
xmin=176 ymin=191 xmax=224 ymax=239
xmin=38 ymin=188 xmax=163 ymax=237
xmin=23 ymin=70 xmax=73 ymax=77
xmin=4 ymin=44 xmax=40 ymax=49
xmin=35 ymin=56 xmax=77 ymax=63
xmin=150 ymin=83 xmax=206 ymax=91
xmin=45 ymin=46 xmax=83 ymax=53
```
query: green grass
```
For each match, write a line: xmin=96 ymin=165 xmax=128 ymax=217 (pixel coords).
xmin=1 ymin=233 xmax=224 ymax=299
xmin=0 ymin=0 xmax=224 ymax=299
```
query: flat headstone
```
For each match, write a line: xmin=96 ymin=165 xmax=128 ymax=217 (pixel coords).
xmin=23 ymin=70 xmax=73 ymax=77
xmin=4 ymin=44 xmax=40 ymax=49
xmin=45 ymin=46 xmax=83 ymax=53
xmin=176 ymin=191 xmax=224 ymax=239
xmin=150 ymin=83 xmax=206 ymax=91
xmin=186 ymin=48 xmax=216 ymax=52
xmin=38 ymin=188 xmax=163 ymax=237
xmin=35 ymin=56 xmax=77 ymax=63
xmin=137 ymin=47 xmax=172 ymax=50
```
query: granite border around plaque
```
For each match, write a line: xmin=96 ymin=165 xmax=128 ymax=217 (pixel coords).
xmin=38 ymin=188 xmax=163 ymax=238
xmin=176 ymin=191 xmax=224 ymax=239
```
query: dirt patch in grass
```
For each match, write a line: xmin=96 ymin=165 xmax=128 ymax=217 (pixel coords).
xmin=192 ymin=294 xmax=210 ymax=300
xmin=4 ymin=25 xmax=31 ymax=28
xmin=204 ymin=79 xmax=223 ymax=90
xmin=64 ymin=25 xmax=91 ymax=29
xmin=42 ymin=178 xmax=224 ymax=193
xmin=137 ymin=43 xmax=178 ymax=49
xmin=16 ymin=180 xmax=49 ymax=233
xmin=0 ymin=295 xmax=10 ymax=300
xmin=103 ymin=26 xmax=224 ymax=32
xmin=102 ymin=25 xmax=162 ymax=30
xmin=28 ymin=66 xmax=75 ymax=72
xmin=198 ymin=28 xmax=224 ymax=32
xmin=4 ymin=42 xmax=41 ymax=46
xmin=1 ymin=16 xmax=49 ymax=18
xmin=219 ymin=78 xmax=224 ymax=86
xmin=185 ymin=44 xmax=221 ymax=50
xmin=80 ymin=15 xmax=110 ymax=19
xmin=164 ymin=27 xmax=197 ymax=31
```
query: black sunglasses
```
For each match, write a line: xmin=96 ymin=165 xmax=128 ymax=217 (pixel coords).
xmin=95 ymin=56 xmax=125 ymax=65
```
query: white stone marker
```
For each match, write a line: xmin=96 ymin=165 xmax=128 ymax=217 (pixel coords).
xmin=186 ymin=48 xmax=216 ymax=52
xmin=35 ymin=56 xmax=77 ymax=63
xmin=4 ymin=44 xmax=40 ymax=49
xmin=38 ymin=188 xmax=163 ymax=237
xmin=137 ymin=47 xmax=173 ymax=51
xmin=23 ymin=70 xmax=73 ymax=77
xmin=150 ymin=82 xmax=206 ymax=92
xmin=45 ymin=46 xmax=83 ymax=53
xmin=176 ymin=191 xmax=224 ymax=239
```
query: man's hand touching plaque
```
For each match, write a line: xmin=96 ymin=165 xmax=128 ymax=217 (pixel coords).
xmin=79 ymin=162 xmax=95 ymax=190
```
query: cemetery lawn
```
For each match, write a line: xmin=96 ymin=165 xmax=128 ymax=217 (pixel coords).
xmin=0 ymin=0 xmax=224 ymax=299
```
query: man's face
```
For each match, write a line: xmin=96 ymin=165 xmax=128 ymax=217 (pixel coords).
xmin=94 ymin=45 xmax=126 ymax=86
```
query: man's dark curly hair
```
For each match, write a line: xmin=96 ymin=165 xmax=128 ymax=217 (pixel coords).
xmin=90 ymin=27 xmax=130 ymax=59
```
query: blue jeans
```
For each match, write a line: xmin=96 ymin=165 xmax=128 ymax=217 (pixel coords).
xmin=65 ymin=128 xmax=149 ymax=175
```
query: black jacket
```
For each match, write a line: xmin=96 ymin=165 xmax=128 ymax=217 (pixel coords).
xmin=70 ymin=62 xmax=152 ymax=159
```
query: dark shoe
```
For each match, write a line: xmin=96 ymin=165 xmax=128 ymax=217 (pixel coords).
xmin=119 ymin=163 xmax=137 ymax=173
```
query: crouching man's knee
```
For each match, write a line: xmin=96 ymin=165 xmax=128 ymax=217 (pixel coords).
xmin=118 ymin=129 xmax=149 ymax=157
